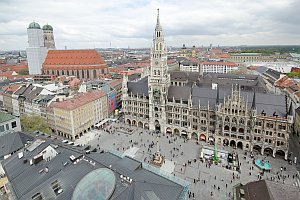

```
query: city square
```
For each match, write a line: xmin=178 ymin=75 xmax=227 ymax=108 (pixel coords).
xmin=76 ymin=120 xmax=300 ymax=200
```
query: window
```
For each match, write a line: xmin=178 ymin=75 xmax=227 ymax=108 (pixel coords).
xmin=0 ymin=125 xmax=4 ymax=132
xmin=32 ymin=193 xmax=43 ymax=200
xmin=51 ymin=180 xmax=63 ymax=196
xmin=5 ymin=124 xmax=9 ymax=130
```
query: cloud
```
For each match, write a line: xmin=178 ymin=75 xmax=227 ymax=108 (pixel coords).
xmin=0 ymin=0 xmax=299 ymax=50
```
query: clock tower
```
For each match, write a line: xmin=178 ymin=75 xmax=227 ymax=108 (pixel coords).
xmin=148 ymin=9 xmax=170 ymax=133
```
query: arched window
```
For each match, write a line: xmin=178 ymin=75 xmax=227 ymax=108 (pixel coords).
xmin=154 ymin=70 xmax=156 ymax=75
xmin=158 ymin=70 xmax=160 ymax=75
xmin=232 ymin=117 xmax=237 ymax=124
xmin=225 ymin=116 xmax=230 ymax=122
xmin=160 ymin=43 xmax=162 ymax=50
xmin=239 ymin=118 xmax=245 ymax=125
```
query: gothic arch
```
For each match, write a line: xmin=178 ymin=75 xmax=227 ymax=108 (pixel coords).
xmin=132 ymin=120 xmax=137 ymax=126
xmin=166 ymin=127 xmax=172 ymax=134
xmin=138 ymin=121 xmax=143 ymax=128
xmin=275 ymin=150 xmax=285 ymax=158
xmin=231 ymin=127 xmax=237 ymax=132
xmin=223 ymin=139 xmax=229 ymax=146
xmin=253 ymin=145 xmax=262 ymax=152
xmin=239 ymin=118 xmax=245 ymax=124
xmin=199 ymin=133 xmax=206 ymax=141
xmin=238 ymin=128 xmax=244 ymax=133
xmin=225 ymin=116 xmax=230 ymax=122
xmin=263 ymin=147 xmax=273 ymax=156
xmin=230 ymin=140 xmax=236 ymax=147
xmin=144 ymin=123 xmax=149 ymax=129
xmin=232 ymin=117 xmax=237 ymax=124
xmin=191 ymin=132 xmax=198 ymax=140
xmin=126 ymin=119 xmax=131 ymax=125
xmin=237 ymin=141 xmax=243 ymax=149
xmin=224 ymin=125 xmax=229 ymax=131
xmin=174 ymin=129 xmax=180 ymax=135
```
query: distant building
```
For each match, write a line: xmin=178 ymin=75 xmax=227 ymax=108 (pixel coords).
xmin=0 ymin=111 xmax=21 ymax=133
xmin=202 ymin=61 xmax=238 ymax=73
xmin=48 ymin=90 xmax=108 ymax=140
xmin=26 ymin=22 xmax=55 ymax=75
xmin=179 ymin=60 xmax=201 ymax=73
xmin=178 ymin=44 xmax=188 ymax=57
xmin=42 ymin=50 xmax=108 ymax=80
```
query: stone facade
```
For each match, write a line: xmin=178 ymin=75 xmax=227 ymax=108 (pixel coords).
xmin=122 ymin=10 xmax=292 ymax=159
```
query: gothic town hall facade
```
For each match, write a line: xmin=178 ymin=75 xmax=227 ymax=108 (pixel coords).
xmin=122 ymin=10 xmax=292 ymax=160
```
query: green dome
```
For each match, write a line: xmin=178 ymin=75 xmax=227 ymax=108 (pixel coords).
xmin=42 ymin=24 xmax=53 ymax=31
xmin=28 ymin=22 xmax=41 ymax=29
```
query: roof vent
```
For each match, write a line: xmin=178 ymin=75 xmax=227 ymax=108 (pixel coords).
xmin=18 ymin=152 xmax=24 ymax=159
xmin=57 ymin=188 xmax=63 ymax=194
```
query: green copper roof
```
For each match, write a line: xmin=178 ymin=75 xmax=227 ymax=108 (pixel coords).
xmin=0 ymin=112 xmax=15 ymax=124
xmin=28 ymin=22 xmax=41 ymax=29
xmin=42 ymin=24 xmax=53 ymax=31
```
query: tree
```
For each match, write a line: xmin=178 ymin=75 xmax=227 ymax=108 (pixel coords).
xmin=18 ymin=68 xmax=29 ymax=75
xmin=20 ymin=114 xmax=51 ymax=134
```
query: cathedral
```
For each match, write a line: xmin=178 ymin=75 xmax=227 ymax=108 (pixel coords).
xmin=122 ymin=10 xmax=292 ymax=159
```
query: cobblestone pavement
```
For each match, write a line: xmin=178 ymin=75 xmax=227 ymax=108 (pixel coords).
xmin=76 ymin=122 xmax=300 ymax=200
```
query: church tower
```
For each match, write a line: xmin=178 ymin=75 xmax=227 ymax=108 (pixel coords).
xmin=148 ymin=9 xmax=170 ymax=133
xmin=42 ymin=24 xmax=56 ymax=49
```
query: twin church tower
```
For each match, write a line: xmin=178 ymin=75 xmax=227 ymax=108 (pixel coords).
xmin=26 ymin=22 xmax=55 ymax=74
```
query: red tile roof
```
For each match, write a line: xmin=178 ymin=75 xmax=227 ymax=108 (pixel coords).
xmin=51 ymin=90 xmax=106 ymax=110
xmin=43 ymin=49 xmax=107 ymax=70
xmin=291 ymin=67 xmax=300 ymax=73
xmin=2 ymin=84 xmax=22 ymax=93
xmin=0 ymin=64 xmax=28 ymax=72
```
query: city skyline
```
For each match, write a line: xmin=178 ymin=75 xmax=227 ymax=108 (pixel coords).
xmin=1 ymin=0 xmax=300 ymax=50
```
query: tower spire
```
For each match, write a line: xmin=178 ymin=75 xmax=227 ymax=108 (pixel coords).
xmin=156 ymin=8 xmax=161 ymax=29
xmin=251 ymin=90 xmax=256 ymax=109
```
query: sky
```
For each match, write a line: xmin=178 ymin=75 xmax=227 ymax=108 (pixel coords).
xmin=0 ymin=0 xmax=300 ymax=50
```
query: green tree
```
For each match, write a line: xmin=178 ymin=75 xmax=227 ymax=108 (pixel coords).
xmin=21 ymin=114 xmax=51 ymax=134
xmin=18 ymin=68 xmax=29 ymax=75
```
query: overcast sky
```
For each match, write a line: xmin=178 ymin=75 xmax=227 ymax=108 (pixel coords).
xmin=0 ymin=0 xmax=300 ymax=50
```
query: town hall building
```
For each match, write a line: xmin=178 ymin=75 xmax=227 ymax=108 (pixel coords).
xmin=122 ymin=10 xmax=292 ymax=159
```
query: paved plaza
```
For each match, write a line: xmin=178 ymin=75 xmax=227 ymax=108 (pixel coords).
xmin=76 ymin=121 xmax=300 ymax=200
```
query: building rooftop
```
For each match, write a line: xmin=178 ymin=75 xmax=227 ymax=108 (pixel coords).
xmin=0 ymin=131 xmax=34 ymax=159
xmin=0 ymin=112 xmax=15 ymax=124
xmin=127 ymin=72 xmax=286 ymax=116
xmin=2 ymin=136 xmax=187 ymax=200
xmin=51 ymin=90 xmax=106 ymax=110
xmin=234 ymin=179 xmax=300 ymax=200
xmin=43 ymin=49 xmax=107 ymax=70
